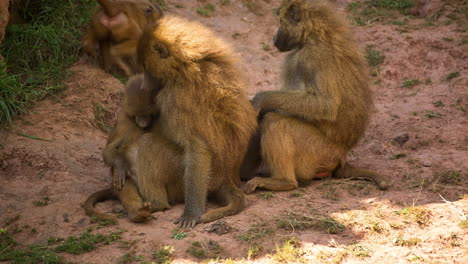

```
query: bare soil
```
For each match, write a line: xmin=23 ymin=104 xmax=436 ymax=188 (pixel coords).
xmin=1 ymin=0 xmax=467 ymax=263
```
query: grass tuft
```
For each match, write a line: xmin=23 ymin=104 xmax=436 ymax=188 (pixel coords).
xmin=272 ymin=237 xmax=304 ymax=263
xmin=0 ymin=0 xmax=95 ymax=129
xmin=152 ymin=245 xmax=174 ymax=264
xmin=395 ymin=206 xmax=431 ymax=226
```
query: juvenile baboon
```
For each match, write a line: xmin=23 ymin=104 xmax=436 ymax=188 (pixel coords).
xmin=244 ymin=0 xmax=389 ymax=194
xmin=82 ymin=0 xmax=163 ymax=76
xmin=84 ymin=74 xmax=159 ymax=222
xmin=137 ymin=15 xmax=258 ymax=227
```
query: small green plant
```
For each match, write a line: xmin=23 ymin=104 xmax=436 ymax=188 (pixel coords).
xmin=272 ymin=237 xmax=304 ymax=263
xmin=262 ymin=43 xmax=271 ymax=51
xmin=33 ymin=196 xmax=50 ymax=206
xmin=90 ymin=217 xmax=117 ymax=228
xmin=352 ymin=244 xmax=370 ymax=257
xmin=432 ymin=100 xmax=445 ymax=107
xmin=257 ymin=192 xmax=274 ymax=200
xmin=459 ymin=220 xmax=468 ymax=229
xmin=434 ymin=170 xmax=464 ymax=184
xmin=152 ymin=245 xmax=174 ymax=264
xmin=395 ymin=206 xmax=431 ymax=226
xmin=171 ymin=230 xmax=188 ymax=240
xmin=120 ymin=252 xmax=144 ymax=263
xmin=401 ymin=79 xmax=421 ymax=88
xmin=0 ymin=228 xmax=124 ymax=263
xmin=187 ymin=241 xmax=206 ymax=259
xmin=394 ymin=237 xmax=420 ymax=246
xmin=221 ymin=0 xmax=230 ymax=5
xmin=276 ymin=213 xmax=344 ymax=234
xmin=365 ymin=47 xmax=385 ymax=67
xmin=388 ymin=153 xmax=407 ymax=160
xmin=425 ymin=111 xmax=442 ymax=118
xmin=231 ymin=32 xmax=241 ymax=39
xmin=445 ymin=71 xmax=460 ymax=81
xmin=197 ymin=4 xmax=215 ymax=17
xmin=238 ymin=222 xmax=274 ymax=243
xmin=289 ymin=192 xmax=303 ymax=198
xmin=55 ymin=228 xmax=124 ymax=254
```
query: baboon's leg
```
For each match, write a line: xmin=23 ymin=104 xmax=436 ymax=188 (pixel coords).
xmin=244 ymin=112 xmax=341 ymax=194
xmin=137 ymin=132 xmax=176 ymax=212
xmin=119 ymin=178 xmax=151 ymax=223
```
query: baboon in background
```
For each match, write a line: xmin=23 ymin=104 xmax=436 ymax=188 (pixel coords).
xmin=244 ymin=0 xmax=389 ymax=194
xmin=137 ymin=15 xmax=258 ymax=227
xmin=84 ymin=74 xmax=159 ymax=222
xmin=82 ymin=0 xmax=163 ymax=76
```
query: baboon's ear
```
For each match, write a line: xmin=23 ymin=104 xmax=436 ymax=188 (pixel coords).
xmin=287 ymin=4 xmax=301 ymax=24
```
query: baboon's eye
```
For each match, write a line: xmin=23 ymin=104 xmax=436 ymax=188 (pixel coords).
xmin=144 ymin=6 xmax=154 ymax=17
xmin=153 ymin=43 xmax=169 ymax=58
xmin=287 ymin=4 xmax=301 ymax=24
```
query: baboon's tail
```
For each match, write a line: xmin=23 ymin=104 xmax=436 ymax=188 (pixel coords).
xmin=333 ymin=163 xmax=390 ymax=190
xmin=97 ymin=0 xmax=120 ymax=17
xmin=201 ymin=183 xmax=245 ymax=223
xmin=84 ymin=188 xmax=118 ymax=220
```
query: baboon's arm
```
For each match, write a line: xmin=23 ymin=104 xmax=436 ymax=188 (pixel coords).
xmin=176 ymin=138 xmax=211 ymax=228
xmin=252 ymin=90 xmax=340 ymax=122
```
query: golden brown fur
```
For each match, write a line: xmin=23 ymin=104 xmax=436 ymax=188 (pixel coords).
xmin=84 ymin=75 xmax=157 ymax=223
xmin=82 ymin=0 xmax=163 ymax=76
xmin=137 ymin=15 xmax=258 ymax=227
xmin=244 ymin=0 xmax=389 ymax=193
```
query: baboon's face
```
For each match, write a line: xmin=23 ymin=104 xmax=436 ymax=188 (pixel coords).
xmin=274 ymin=1 xmax=302 ymax=52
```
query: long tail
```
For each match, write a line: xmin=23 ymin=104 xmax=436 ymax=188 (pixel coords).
xmin=333 ymin=163 xmax=390 ymax=190
xmin=83 ymin=188 xmax=118 ymax=220
xmin=97 ymin=0 xmax=120 ymax=17
xmin=201 ymin=183 xmax=245 ymax=223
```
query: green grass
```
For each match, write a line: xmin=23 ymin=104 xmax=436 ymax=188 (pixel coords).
xmin=152 ymin=245 xmax=174 ymax=264
xmin=272 ymin=237 xmax=304 ymax=263
xmin=425 ymin=111 xmax=442 ymax=118
xmin=401 ymin=79 xmax=421 ymax=88
xmin=0 ymin=228 xmax=124 ymax=263
xmin=276 ymin=213 xmax=344 ymax=234
xmin=0 ymin=0 xmax=95 ymax=129
xmin=32 ymin=196 xmax=50 ymax=206
xmin=197 ymin=4 xmax=215 ymax=17
xmin=445 ymin=71 xmax=460 ymax=81
xmin=171 ymin=230 xmax=187 ymax=240
xmin=54 ymin=228 xmax=124 ymax=254
xmin=435 ymin=170 xmax=464 ymax=184
xmin=389 ymin=153 xmax=407 ymax=160
xmin=365 ymin=47 xmax=385 ymax=68
xmin=348 ymin=0 xmax=414 ymax=26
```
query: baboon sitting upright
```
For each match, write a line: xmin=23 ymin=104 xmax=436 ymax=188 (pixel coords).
xmin=244 ymin=0 xmax=389 ymax=193
xmin=137 ymin=15 xmax=258 ymax=227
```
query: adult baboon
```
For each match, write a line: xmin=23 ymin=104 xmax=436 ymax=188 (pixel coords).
xmin=137 ymin=15 xmax=258 ymax=227
xmin=244 ymin=0 xmax=389 ymax=194
xmin=82 ymin=0 xmax=163 ymax=76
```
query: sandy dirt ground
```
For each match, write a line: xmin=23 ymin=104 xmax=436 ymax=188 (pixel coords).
xmin=0 ymin=0 xmax=467 ymax=263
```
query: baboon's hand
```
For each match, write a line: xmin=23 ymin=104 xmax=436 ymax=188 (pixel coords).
xmin=112 ymin=168 xmax=126 ymax=191
xmin=250 ymin=93 xmax=265 ymax=112
xmin=174 ymin=214 xmax=201 ymax=228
